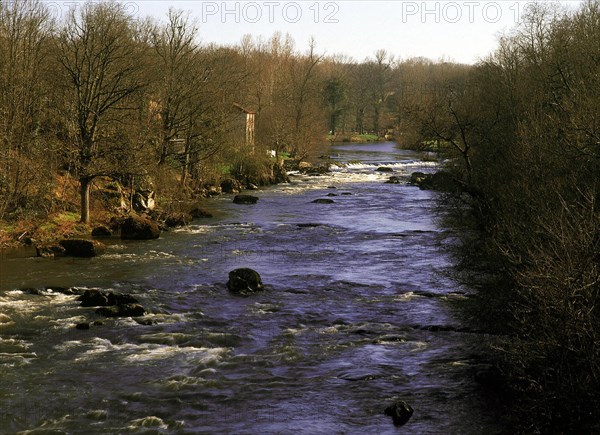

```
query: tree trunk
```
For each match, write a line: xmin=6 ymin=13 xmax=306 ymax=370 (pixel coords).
xmin=80 ymin=176 xmax=92 ymax=224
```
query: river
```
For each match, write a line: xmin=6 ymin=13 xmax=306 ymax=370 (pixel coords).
xmin=0 ymin=142 xmax=498 ymax=434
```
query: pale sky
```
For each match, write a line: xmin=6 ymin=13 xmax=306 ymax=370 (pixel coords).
xmin=50 ymin=1 xmax=584 ymax=64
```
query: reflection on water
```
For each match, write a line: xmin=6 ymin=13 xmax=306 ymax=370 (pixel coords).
xmin=0 ymin=143 xmax=498 ymax=434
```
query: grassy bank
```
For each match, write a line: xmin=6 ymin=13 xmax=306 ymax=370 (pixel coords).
xmin=326 ymin=133 xmax=384 ymax=143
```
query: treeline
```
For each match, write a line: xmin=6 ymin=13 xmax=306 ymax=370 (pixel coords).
xmin=405 ymin=1 xmax=600 ymax=431
xmin=0 ymin=0 xmax=451 ymax=226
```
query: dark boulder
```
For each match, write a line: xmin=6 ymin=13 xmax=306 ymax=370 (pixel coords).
xmin=121 ymin=216 xmax=160 ymax=240
xmin=233 ymin=195 xmax=259 ymax=205
xmin=411 ymin=171 xmax=461 ymax=191
xmin=190 ymin=208 xmax=213 ymax=219
xmin=79 ymin=290 xmax=109 ymax=307
xmin=79 ymin=289 xmax=139 ymax=307
xmin=327 ymin=193 xmax=338 ymax=197
xmin=109 ymin=216 xmax=127 ymax=231
xmin=164 ymin=212 xmax=192 ymax=228
xmin=96 ymin=304 xmax=146 ymax=318
xmin=221 ymin=178 xmax=243 ymax=194
xmin=386 ymin=176 xmax=403 ymax=184
xmin=312 ymin=199 xmax=335 ymax=204
xmin=410 ymin=172 xmax=428 ymax=185
xmin=75 ymin=323 xmax=90 ymax=330
xmin=59 ymin=239 xmax=105 ymax=257
xmin=376 ymin=166 xmax=394 ymax=172
xmin=384 ymin=400 xmax=414 ymax=426
xmin=299 ymin=165 xmax=330 ymax=176
xmin=106 ymin=292 xmax=139 ymax=306
xmin=227 ymin=268 xmax=263 ymax=295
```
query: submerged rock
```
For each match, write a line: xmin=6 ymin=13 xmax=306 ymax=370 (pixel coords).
xmin=59 ymin=239 xmax=105 ymax=257
xmin=312 ymin=198 xmax=335 ymax=204
xmin=299 ymin=165 xmax=331 ymax=176
xmin=190 ymin=208 xmax=213 ymax=219
xmin=121 ymin=216 xmax=160 ymax=240
xmin=227 ymin=268 xmax=263 ymax=295
xmin=79 ymin=289 xmax=139 ymax=307
xmin=297 ymin=223 xmax=324 ymax=228
xmin=386 ymin=176 xmax=403 ymax=184
xmin=384 ymin=400 xmax=414 ymax=426
xmin=233 ymin=195 xmax=259 ymax=205
xmin=35 ymin=244 xmax=65 ymax=258
xmin=96 ymin=304 xmax=146 ymax=318
xmin=376 ymin=166 xmax=394 ymax=172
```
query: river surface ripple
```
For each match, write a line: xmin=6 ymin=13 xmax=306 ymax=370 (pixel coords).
xmin=0 ymin=143 xmax=498 ymax=434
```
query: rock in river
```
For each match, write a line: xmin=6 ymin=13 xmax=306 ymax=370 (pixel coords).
xmin=233 ymin=195 xmax=259 ymax=205
xmin=35 ymin=244 xmax=65 ymax=258
xmin=386 ymin=176 xmax=403 ymax=184
xmin=312 ymin=198 xmax=335 ymax=204
xmin=121 ymin=215 xmax=160 ymax=240
xmin=190 ymin=208 xmax=213 ymax=219
xmin=227 ymin=268 xmax=263 ymax=295
xmin=384 ymin=400 xmax=414 ymax=426
xmin=96 ymin=304 xmax=146 ymax=318
xmin=79 ymin=289 xmax=139 ymax=307
xmin=59 ymin=239 xmax=105 ymax=257
xmin=164 ymin=212 xmax=192 ymax=228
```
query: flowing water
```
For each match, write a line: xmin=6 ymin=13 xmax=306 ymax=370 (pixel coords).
xmin=0 ymin=142 xmax=498 ymax=434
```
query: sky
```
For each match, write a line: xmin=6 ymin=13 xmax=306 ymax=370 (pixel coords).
xmin=48 ymin=1 xmax=584 ymax=64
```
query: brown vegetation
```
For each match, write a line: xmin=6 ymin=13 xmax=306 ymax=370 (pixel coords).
xmin=0 ymin=0 xmax=459 ymax=247
xmin=404 ymin=1 xmax=600 ymax=432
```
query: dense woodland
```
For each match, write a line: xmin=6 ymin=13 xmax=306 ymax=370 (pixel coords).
xmin=2 ymin=0 xmax=600 ymax=431
xmin=417 ymin=1 xmax=600 ymax=432
xmin=0 ymin=0 xmax=427 ymax=226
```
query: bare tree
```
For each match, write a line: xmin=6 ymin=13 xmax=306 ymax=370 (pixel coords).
xmin=0 ymin=0 xmax=53 ymax=218
xmin=58 ymin=2 xmax=145 ymax=223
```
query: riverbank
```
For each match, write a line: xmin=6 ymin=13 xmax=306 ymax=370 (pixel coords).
xmin=327 ymin=133 xmax=390 ymax=143
xmin=0 ymin=159 xmax=294 ymax=251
